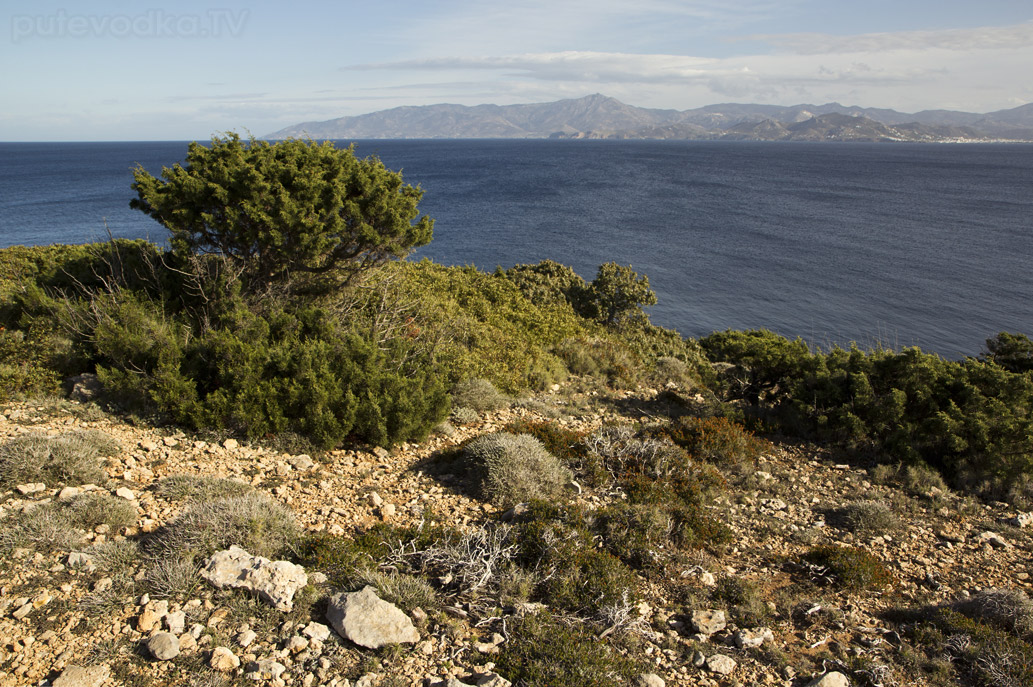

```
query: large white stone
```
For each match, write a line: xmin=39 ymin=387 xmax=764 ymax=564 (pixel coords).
xmin=210 ymin=646 xmax=240 ymax=672
xmin=690 ymin=609 xmax=727 ymax=635
xmin=807 ymin=672 xmax=850 ymax=687
xmin=52 ymin=665 xmax=110 ymax=687
xmin=326 ymin=586 xmax=420 ymax=649
xmin=734 ymin=627 xmax=775 ymax=649
xmin=201 ymin=546 xmax=308 ymax=611
xmin=147 ymin=632 xmax=180 ymax=661
xmin=705 ymin=654 xmax=737 ymax=675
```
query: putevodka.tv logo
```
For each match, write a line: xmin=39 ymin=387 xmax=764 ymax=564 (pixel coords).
xmin=11 ymin=9 xmax=249 ymax=42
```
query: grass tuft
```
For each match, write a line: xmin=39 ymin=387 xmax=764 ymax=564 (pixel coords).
xmin=464 ymin=432 xmax=572 ymax=507
xmin=145 ymin=492 xmax=300 ymax=562
xmin=0 ymin=430 xmax=119 ymax=488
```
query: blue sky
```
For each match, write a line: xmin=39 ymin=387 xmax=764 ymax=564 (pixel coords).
xmin=2 ymin=0 xmax=1031 ymax=140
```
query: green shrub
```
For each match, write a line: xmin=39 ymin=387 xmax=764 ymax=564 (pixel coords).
xmin=497 ymin=259 xmax=592 ymax=310
xmin=553 ymin=337 xmax=641 ymax=387
xmin=652 ymin=355 xmax=698 ymax=390
xmin=595 ymin=501 xmax=730 ymax=570
xmin=982 ymin=332 xmax=1033 ymax=374
xmin=0 ymin=324 xmax=62 ymax=401
xmin=662 ymin=416 xmax=769 ymax=469
xmin=583 ymin=262 xmax=657 ymax=330
xmin=514 ymin=501 xmax=640 ymax=614
xmin=840 ymin=500 xmax=899 ymax=537
xmin=701 ymin=328 xmax=812 ymax=407
xmin=903 ymin=463 xmax=950 ymax=496
xmin=95 ymin=300 xmax=450 ymax=449
xmin=387 ymin=260 xmax=591 ymax=393
xmin=802 ymin=545 xmax=893 ymax=590
xmin=712 ymin=576 xmax=770 ymax=627
xmin=495 ymin=611 xmax=641 ymax=686
xmin=464 ymin=433 xmax=572 ymax=507
xmin=450 ymin=377 xmax=509 ymax=412
xmin=0 ymin=430 xmax=118 ymax=488
xmin=501 ymin=419 xmax=590 ymax=472
xmin=90 ymin=540 xmax=141 ymax=574
xmin=145 ymin=493 xmax=300 ymax=562
xmin=595 ymin=503 xmax=674 ymax=569
xmin=703 ymin=329 xmax=1033 ymax=503
xmin=295 ymin=524 xmax=448 ymax=589
xmin=498 ymin=260 xmax=710 ymax=386
xmin=351 ymin=568 xmax=439 ymax=611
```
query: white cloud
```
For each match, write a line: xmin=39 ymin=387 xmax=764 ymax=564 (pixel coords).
xmin=349 ymin=52 xmax=720 ymax=83
xmin=746 ymin=21 xmax=1033 ymax=54
xmin=341 ymin=15 xmax=1033 ymax=114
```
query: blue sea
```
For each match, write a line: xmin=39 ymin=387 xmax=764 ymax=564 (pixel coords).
xmin=1 ymin=139 xmax=1031 ymax=358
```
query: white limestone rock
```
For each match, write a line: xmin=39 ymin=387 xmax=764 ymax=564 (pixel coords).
xmin=326 ymin=585 xmax=420 ymax=649
xmin=200 ymin=546 xmax=308 ymax=611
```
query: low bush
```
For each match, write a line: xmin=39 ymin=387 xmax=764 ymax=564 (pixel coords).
xmin=953 ymin=588 xmax=1033 ymax=637
xmin=840 ymin=500 xmax=899 ymax=537
xmin=595 ymin=503 xmax=675 ymax=570
xmin=553 ymin=337 xmax=640 ymax=387
xmin=351 ymin=568 xmax=439 ymax=611
xmin=651 ymin=355 xmax=699 ymax=390
xmin=0 ymin=324 xmax=63 ymax=401
xmin=502 ymin=419 xmax=590 ymax=472
xmin=464 ymin=432 xmax=572 ymax=507
xmin=408 ymin=524 xmax=517 ymax=598
xmin=142 ymin=557 xmax=200 ymax=599
xmin=702 ymin=328 xmax=1033 ymax=502
xmin=94 ymin=301 xmax=451 ymax=449
xmin=145 ymin=493 xmax=300 ymax=562
xmin=904 ymin=606 xmax=1033 ymax=687
xmin=712 ymin=576 xmax=770 ymax=627
xmin=450 ymin=377 xmax=509 ymax=412
xmin=0 ymin=491 xmax=135 ymax=554
xmin=90 ymin=540 xmax=141 ymax=574
xmin=495 ymin=611 xmax=642 ymax=686
xmin=295 ymin=523 xmax=448 ymax=589
xmin=515 ymin=501 xmax=640 ymax=615
xmin=871 ymin=462 xmax=949 ymax=498
xmin=0 ymin=430 xmax=118 ymax=488
xmin=802 ymin=545 xmax=893 ymax=590
xmin=388 ymin=260 xmax=589 ymax=392
xmin=662 ymin=416 xmax=769 ymax=469
xmin=585 ymin=424 xmax=692 ymax=481
xmin=449 ymin=406 xmax=480 ymax=425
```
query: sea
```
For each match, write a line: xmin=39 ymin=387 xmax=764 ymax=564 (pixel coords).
xmin=1 ymin=139 xmax=1031 ymax=359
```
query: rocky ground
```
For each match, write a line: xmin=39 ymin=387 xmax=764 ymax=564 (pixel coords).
xmin=1 ymin=386 xmax=1031 ymax=687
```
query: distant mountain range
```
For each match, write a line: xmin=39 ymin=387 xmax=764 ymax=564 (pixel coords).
xmin=265 ymin=94 xmax=1033 ymax=143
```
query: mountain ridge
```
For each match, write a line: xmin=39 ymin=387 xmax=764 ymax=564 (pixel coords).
xmin=265 ymin=94 xmax=1033 ymax=142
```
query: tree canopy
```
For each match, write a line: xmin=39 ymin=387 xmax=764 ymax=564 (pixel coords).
xmin=130 ymin=134 xmax=433 ymax=291
xmin=587 ymin=262 xmax=658 ymax=329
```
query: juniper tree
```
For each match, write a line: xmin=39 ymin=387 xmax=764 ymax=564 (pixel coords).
xmin=130 ymin=134 xmax=433 ymax=292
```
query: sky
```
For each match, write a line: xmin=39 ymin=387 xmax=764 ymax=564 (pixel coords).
xmin=2 ymin=0 xmax=1032 ymax=140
